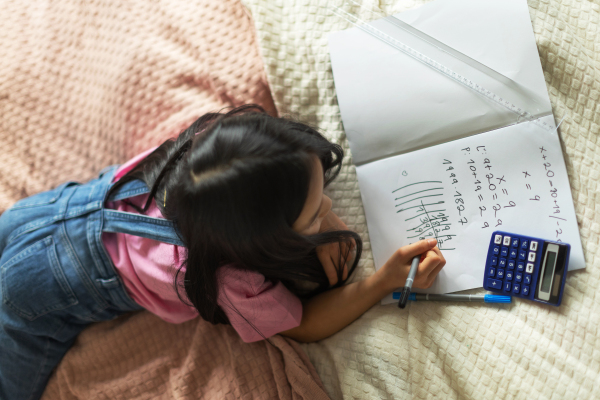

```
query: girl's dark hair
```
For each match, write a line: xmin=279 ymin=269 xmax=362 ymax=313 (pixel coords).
xmin=106 ymin=104 xmax=362 ymax=326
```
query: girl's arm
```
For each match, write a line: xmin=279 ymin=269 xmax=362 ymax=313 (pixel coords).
xmin=280 ymin=238 xmax=444 ymax=343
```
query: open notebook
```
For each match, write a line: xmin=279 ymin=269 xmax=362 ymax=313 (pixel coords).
xmin=328 ymin=0 xmax=585 ymax=304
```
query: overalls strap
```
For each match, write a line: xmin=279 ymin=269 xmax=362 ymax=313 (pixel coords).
xmin=0 ymin=164 xmax=184 ymax=400
xmin=102 ymin=175 xmax=185 ymax=247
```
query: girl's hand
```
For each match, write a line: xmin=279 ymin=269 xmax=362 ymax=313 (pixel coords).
xmin=283 ymin=238 xmax=444 ymax=343
xmin=316 ymin=211 xmax=356 ymax=286
xmin=377 ymin=239 xmax=446 ymax=291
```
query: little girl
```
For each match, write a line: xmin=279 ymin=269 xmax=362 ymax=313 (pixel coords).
xmin=0 ymin=104 xmax=445 ymax=399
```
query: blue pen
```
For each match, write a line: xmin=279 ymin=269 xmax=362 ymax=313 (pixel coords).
xmin=392 ymin=292 xmax=512 ymax=303
xmin=397 ymin=255 xmax=420 ymax=309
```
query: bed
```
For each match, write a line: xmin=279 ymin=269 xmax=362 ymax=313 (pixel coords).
xmin=1 ymin=0 xmax=599 ymax=399
xmin=242 ymin=0 xmax=600 ymax=398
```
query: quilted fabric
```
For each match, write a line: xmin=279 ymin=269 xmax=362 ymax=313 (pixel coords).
xmin=0 ymin=0 xmax=276 ymax=212
xmin=1 ymin=1 xmax=331 ymax=399
xmin=42 ymin=312 xmax=329 ymax=400
xmin=241 ymin=0 xmax=600 ymax=399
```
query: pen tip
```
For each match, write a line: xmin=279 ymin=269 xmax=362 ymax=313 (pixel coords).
xmin=397 ymin=288 xmax=411 ymax=309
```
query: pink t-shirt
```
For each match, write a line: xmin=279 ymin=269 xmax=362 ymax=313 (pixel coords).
xmin=101 ymin=147 xmax=302 ymax=342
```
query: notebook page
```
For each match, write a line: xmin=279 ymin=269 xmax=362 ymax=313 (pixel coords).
xmin=355 ymin=116 xmax=585 ymax=304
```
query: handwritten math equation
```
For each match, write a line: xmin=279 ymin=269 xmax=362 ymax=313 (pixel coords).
xmin=449 ymin=144 xmax=567 ymax=241
xmin=392 ymin=181 xmax=456 ymax=250
xmin=391 ymin=140 xmax=569 ymax=249
xmin=447 ymin=145 xmax=518 ymax=230
xmin=524 ymin=145 xmax=567 ymax=242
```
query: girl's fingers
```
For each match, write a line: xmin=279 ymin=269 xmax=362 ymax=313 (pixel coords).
xmin=425 ymin=261 xmax=445 ymax=287
xmin=318 ymin=239 xmax=356 ymax=286
xmin=317 ymin=245 xmax=341 ymax=286
xmin=415 ymin=248 xmax=445 ymax=288
xmin=426 ymin=247 xmax=446 ymax=283
xmin=423 ymin=249 xmax=446 ymax=286
xmin=417 ymin=250 xmax=441 ymax=273
xmin=430 ymin=246 xmax=446 ymax=263
xmin=344 ymin=244 xmax=356 ymax=280
xmin=392 ymin=239 xmax=438 ymax=265
xmin=337 ymin=241 xmax=355 ymax=281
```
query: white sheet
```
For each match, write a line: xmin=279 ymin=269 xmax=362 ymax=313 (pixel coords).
xmin=328 ymin=0 xmax=585 ymax=299
xmin=328 ymin=0 xmax=553 ymax=165
xmin=356 ymin=115 xmax=584 ymax=303
xmin=243 ymin=0 xmax=600 ymax=398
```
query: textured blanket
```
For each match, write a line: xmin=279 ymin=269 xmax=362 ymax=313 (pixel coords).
xmin=240 ymin=0 xmax=600 ymax=399
xmin=3 ymin=0 xmax=600 ymax=399
xmin=42 ymin=312 xmax=329 ymax=400
xmin=1 ymin=0 xmax=329 ymax=399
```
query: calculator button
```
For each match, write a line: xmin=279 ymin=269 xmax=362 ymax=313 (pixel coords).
xmin=511 ymin=238 xmax=519 ymax=248
xmin=503 ymin=282 xmax=512 ymax=292
xmin=503 ymin=236 xmax=511 ymax=246
xmin=517 ymin=262 xmax=525 ymax=272
xmin=524 ymin=274 xmax=532 ymax=285
xmin=526 ymin=263 xmax=535 ymax=274
xmin=505 ymin=271 xmax=513 ymax=281
xmin=522 ymin=286 xmax=530 ymax=296
xmin=490 ymin=256 xmax=498 ymax=266
xmin=530 ymin=241 xmax=538 ymax=251
xmin=520 ymin=241 xmax=529 ymax=250
xmin=509 ymin=249 xmax=518 ymax=259
xmin=488 ymin=267 xmax=496 ymax=278
xmin=507 ymin=260 xmax=516 ymax=270
xmin=501 ymin=247 xmax=509 ymax=257
xmin=487 ymin=279 xmax=502 ymax=290
xmin=494 ymin=234 xmax=503 ymax=244
xmin=513 ymin=284 xmax=520 ymax=294
xmin=498 ymin=258 xmax=507 ymax=268
xmin=518 ymin=250 xmax=527 ymax=261
xmin=492 ymin=246 xmax=500 ymax=256
xmin=496 ymin=269 xmax=504 ymax=279
xmin=515 ymin=273 xmax=523 ymax=283
xmin=528 ymin=252 xmax=536 ymax=262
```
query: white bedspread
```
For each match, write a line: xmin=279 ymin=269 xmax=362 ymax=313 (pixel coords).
xmin=242 ymin=0 xmax=600 ymax=398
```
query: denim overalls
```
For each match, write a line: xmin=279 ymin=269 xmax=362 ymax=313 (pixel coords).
xmin=0 ymin=165 xmax=185 ymax=400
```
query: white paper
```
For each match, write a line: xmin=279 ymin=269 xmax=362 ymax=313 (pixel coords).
xmin=356 ymin=116 xmax=585 ymax=304
xmin=328 ymin=0 xmax=553 ymax=165
xmin=328 ymin=0 xmax=585 ymax=303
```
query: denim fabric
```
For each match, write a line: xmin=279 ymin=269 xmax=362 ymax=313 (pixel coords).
xmin=0 ymin=165 xmax=184 ymax=400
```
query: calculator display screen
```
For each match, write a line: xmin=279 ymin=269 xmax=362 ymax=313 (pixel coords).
xmin=535 ymin=242 xmax=568 ymax=304
xmin=540 ymin=251 xmax=557 ymax=292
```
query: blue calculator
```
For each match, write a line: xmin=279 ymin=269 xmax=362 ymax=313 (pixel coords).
xmin=483 ymin=231 xmax=570 ymax=306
